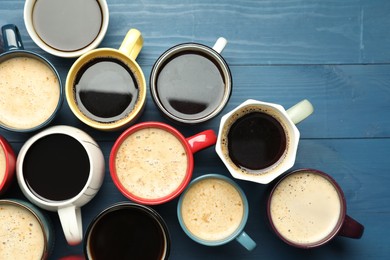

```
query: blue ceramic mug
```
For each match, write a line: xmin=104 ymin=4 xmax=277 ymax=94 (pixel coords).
xmin=177 ymin=173 xmax=256 ymax=251
xmin=0 ymin=24 xmax=63 ymax=132
xmin=0 ymin=199 xmax=54 ymax=259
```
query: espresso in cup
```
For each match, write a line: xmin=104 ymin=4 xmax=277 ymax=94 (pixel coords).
xmin=267 ymin=169 xmax=364 ymax=248
xmin=0 ymin=200 xmax=52 ymax=259
xmin=84 ymin=202 xmax=170 ymax=260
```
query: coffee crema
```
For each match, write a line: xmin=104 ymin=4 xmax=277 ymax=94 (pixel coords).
xmin=0 ymin=203 xmax=45 ymax=259
xmin=269 ymin=172 xmax=342 ymax=245
xmin=155 ymin=51 xmax=226 ymax=120
xmin=180 ymin=178 xmax=244 ymax=241
xmin=0 ymin=146 xmax=6 ymax=185
xmin=74 ymin=57 xmax=139 ymax=123
xmin=115 ymin=127 xmax=188 ymax=200
xmin=0 ymin=57 xmax=60 ymax=130
xmin=221 ymin=106 xmax=288 ymax=174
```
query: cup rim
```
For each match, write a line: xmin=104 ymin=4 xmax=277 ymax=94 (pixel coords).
xmin=84 ymin=201 xmax=170 ymax=259
xmin=16 ymin=125 xmax=101 ymax=208
xmin=215 ymin=99 xmax=300 ymax=184
xmin=177 ymin=173 xmax=249 ymax=246
xmin=150 ymin=42 xmax=232 ymax=124
xmin=109 ymin=121 xmax=194 ymax=205
xmin=65 ymin=48 xmax=147 ymax=131
xmin=0 ymin=199 xmax=51 ymax=258
xmin=266 ymin=168 xmax=347 ymax=248
xmin=0 ymin=50 xmax=63 ymax=132
xmin=23 ymin=0 xmax=110 ymax=58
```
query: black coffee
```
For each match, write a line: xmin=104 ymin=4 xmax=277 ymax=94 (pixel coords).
xmin=74 ymin=57 xmax=139 ymax=123
xmin=227 ymin=112 xmax=287 ymax=170
xmin=23 ymin=134 xmax=90 ymax=201
xmin=88 ymin=206 xmax=166 ymax=260
xmin=32 ymin=0 xmax=103 ymax=51
xmin=155 ymin=50 xmax=226 ymax=120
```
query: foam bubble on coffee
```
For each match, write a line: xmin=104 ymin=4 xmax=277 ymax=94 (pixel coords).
xmin=0 ymin=146 xmax=6 ymax=185
xmin=181 ymin=178 xmax=244 ymax=241
xmin=0 ymin=57 xmax=60 ymax=130
xmin=0 ymin=204 xmax=45 ymax=259
xmin=115 ymin=127 xmax=188 ymax=200
xmin=269 ymin=172 xmax=342 ymax=245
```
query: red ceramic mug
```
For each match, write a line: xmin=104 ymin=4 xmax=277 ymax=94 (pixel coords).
xmin=267 ymin=168 xmax=364 ymax=248
xmin=110 ymin=121 xmax=217 ymax=205
xmin=0 ymin=135 xmax=16 ymax=195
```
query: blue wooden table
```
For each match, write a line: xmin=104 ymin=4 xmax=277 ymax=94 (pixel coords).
xmin=1 ymin=0 xmax=389 ymax=259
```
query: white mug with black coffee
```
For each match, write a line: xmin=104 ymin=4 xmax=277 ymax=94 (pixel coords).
xmin=216 ymin=99 xmax=314 ymax=184
xmin=16 ymin=125 xmax=105 ymax=245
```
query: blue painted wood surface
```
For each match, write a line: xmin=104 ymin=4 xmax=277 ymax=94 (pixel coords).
xmin=1 ymin=0 xmax=389 ymax=259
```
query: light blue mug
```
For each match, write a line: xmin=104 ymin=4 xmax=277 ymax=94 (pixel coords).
xmin=177 ymin=173 xmax=256 ymax=251
xmin=0 ymin=199 xmax=54 ymax=259
xmin=0 ymin=24 xmax=63 ymax=132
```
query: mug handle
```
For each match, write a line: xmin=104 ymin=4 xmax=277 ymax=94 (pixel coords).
xmin=58 ymin=205 xmax=83 ymax=245
xmin=235 ymin=231 xmax=257 ymax=251
xmin=286 ymin=99 xmax=314 ymax=124
xmin=338 ymin=215 xmax=364 ymax=239
xmin=186 ymin=129 xmax=217 ymax=154
xmin=1 ymin=24 xmax=24 ymax=51
xmin=119 ymin=28 xmax=143 ymax=60
xmin=212 ymin=37 xmax=227 ymax=54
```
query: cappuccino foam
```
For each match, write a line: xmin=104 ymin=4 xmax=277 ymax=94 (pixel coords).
xmin=0 ymin=57 xmax=60 ymax=130
xmin=0 ymin=146 xmax=6 ymax=185
xmin=115 ymin=127 xmax=188 ymax=200
xmin=0 ymin=203 xmax=45 ymax=259
xmin=269 ymin=172 xmax=342 ymax=245
xmin=181 ymin=178 xmax=244 ymax=241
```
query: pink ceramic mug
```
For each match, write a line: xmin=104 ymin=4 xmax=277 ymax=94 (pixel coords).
xmin=0 ymin=135 xmax=16 ymax=195
xmin=267 ymin=168 xmax=364 ymax=248
xmin=110 ymin=121 xmax=217 ymax=205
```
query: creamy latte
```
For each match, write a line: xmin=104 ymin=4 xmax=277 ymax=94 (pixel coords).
xmin=269 ymin=171 xmax=342 ymax=245
xmin=180 ymin=177 xmax=244 ymax=241
xmin=115 ymin=127 xmax=188 ymax=200
xmin=0 ymin=203 xmax=45 ymax=259
xmin=0 ymin=56 xmax=60 ymax=130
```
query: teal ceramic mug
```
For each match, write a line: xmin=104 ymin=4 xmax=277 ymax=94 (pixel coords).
xmin=177 ymin=173 xmax=256 ymax=251
xmin=0 ymin=24 xmax=63 ymax=132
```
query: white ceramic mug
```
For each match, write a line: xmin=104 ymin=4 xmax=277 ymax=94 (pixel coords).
xmin=16 ymin=125 xmax=105 ymax=245
xmin=24 ymin=0 xmax=109 ymax=58
xmin=216 ymin=99 xmax=314 ymax=184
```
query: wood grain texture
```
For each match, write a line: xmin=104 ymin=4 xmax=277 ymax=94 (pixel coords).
xmin=0 ymin=0 xmax=389 ymax=259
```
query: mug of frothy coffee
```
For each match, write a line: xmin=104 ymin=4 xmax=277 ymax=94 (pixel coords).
xmin=0 ymin=135 xmax=16 ymax=195
xmin=84 ymin=202 xmax=170 ymax=260
xmin=110 ymin=121 xmax=217 ymax=205
xmin=16 ymin=125 xmax=105 ymax=245
xmin=0 ymin=24 xmax=62 ymax=132
xmin=24 ymin=0 xmax=109 ymax=58
xmin=177 ymin=174 xmax=256 ymax=251
xmin=0 ymin=199 xmax=53 ymax=259
xmin=267 ymin=169 xmax=364 ymax=248
xmin=216 ymin=99 xmax=314 ymax=184
xmin=150 ymin=37 xmax=232 ymax=124
xmin=66 ymin=29 xmax=146 ymax=131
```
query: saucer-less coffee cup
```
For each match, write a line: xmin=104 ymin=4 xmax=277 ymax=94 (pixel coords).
xmin=110 ymin=121 xmax=217 ymax=205
xmin=0 ymin=24 xmax=62 ymax=132
xmin=84 ymin=202 xmax=170 ymax=260
xmin=16 ymin=125 xmax=105 ymax=245
xmin=0 ymin=135 xmax=16 ymax=195
xmin=150 ymin=37 xmax=232 ymax=124
xmin=177 ymin=174 xmax=256 ymax=251
xmin=216 ymin=99 xmax=314 ymax=184
xmin=66 ymin=29 xmax=146 ymax=131
xmin=0 ymin=199 xmax=54 ymax=259
xmin=267 ymin=169 xmax=364 ymax=248
xmin=24 ymin=0 xmax=109 ymax=58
